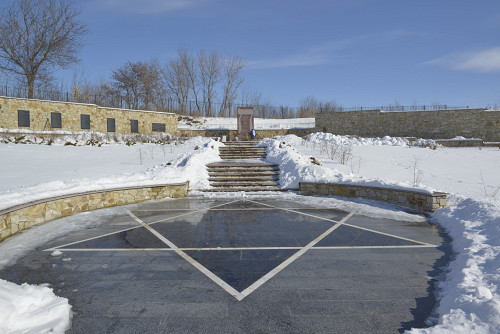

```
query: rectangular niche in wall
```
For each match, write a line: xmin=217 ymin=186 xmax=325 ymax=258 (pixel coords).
xmin=81 ymin=114 xmax=90 ymax=129
xmin=152 ymin=123 xmax=166 ymax=132
xmin=51 ymin=112 xmax=62 ymax=128
xmin=107 ymin=118 xmax=116 ymax=132
xmin=18 ymin=110 xmax=30 ymax=127
xmin=130 ymin=119 xmax=139 ymax=133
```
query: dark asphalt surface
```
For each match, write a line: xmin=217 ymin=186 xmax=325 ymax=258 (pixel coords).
xmin=0 ymin=197 xmax=450 ymax=334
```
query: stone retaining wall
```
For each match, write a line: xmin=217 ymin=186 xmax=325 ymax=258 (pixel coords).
xmin=300 ymin=182 xmax=447 ymax=212
xmin=0 ymin=182 xmax=189 ymax=242
xmin=0 ymin=96 xmax=177 ymax=135
xmin=316 ymin=109 xmax=500 ymax=142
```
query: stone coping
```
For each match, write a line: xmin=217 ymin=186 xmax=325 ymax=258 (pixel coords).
xmin=0 ymin=182 xmax=189 ymax=242
xmin=300 ymin=182 xmax=447 ymax=213
xmin=0 ymin=183 xmax=188 ymax=216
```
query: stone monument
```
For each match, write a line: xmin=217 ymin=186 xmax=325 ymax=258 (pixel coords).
xmin=237 ymin=107 xmax=254 ymax=139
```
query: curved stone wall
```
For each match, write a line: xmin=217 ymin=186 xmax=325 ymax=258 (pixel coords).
xmin=300 ymin=182 xmax=447 ymax=212
xmin=0 ymin=182 xmax=189 ymax=242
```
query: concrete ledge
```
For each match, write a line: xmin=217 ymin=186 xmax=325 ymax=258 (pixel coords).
xmin=0 ymin=182 xmax=189 ymax=242
xmin=299 ymin=182 xmax=447 ymax=213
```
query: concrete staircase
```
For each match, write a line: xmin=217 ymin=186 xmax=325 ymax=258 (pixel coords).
xmin=219 ymin=142 xmax=267 ymax=160
xmin=205 ymin=142 xmax=284 ymax=192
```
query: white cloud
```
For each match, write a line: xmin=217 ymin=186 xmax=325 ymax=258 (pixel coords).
xmin=248 ymin=30 xmax=420 ymax=70
xmin=95 ymin=0 xmax=202 ymax=14
xmin=247 ymin=49 xmax=329 ymax=69
xmin=425 ymin=47 xmax=500 ymax=73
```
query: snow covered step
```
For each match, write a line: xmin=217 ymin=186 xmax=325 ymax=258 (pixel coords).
xmin=203 ymin=187 xmax=286 ymax=192
xmin=220 ymin=156 xmax=267 ymax=159
xmin=206 ymin=159 xmax=282 ymax=192
xmin=209 ymin=176 xmax=279 ymax=182
xmin=208 ymin=171 xmax=279 ymax=177
xmin=211 ymin=181 xmax=280 ymax=187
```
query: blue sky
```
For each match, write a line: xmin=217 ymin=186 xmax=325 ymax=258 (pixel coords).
xmin=57 ymin=0 xmax=500 ymax=107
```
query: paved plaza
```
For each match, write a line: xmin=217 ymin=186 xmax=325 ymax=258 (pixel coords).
xmin=0 ymin=196 xmax=450 ymax=333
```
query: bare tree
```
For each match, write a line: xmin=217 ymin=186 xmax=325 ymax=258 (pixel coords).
xmin=0 ymin=0 xmax=88 ymax=98
xmin=163 ymin=57 xmax=191 ymax=114
xmin=111 ymin=60 xmax=164 ymax=110
xmin=198 ymin=50 xmax=222 ymax=117
xmin=164 ymin=48 xmax=245 ymax=117
xmin=112 ymin=61 xmax=143 ymax=109
xmin=299 ymin=96 xmax=319 ymax=117
xmin=178 ymin=48 xmax=201 ymax=115
xmin=219 ymin=55 xmax=245 ymax=117
xmin=141 ymin=60 xmax=163 ymax=110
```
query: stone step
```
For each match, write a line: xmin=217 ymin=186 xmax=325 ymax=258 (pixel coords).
xmin=208 ymin=171 xmax=279 ymax=177
xmin=203 ymin=187 xmax=286 ymax=192
xmin=209 ymin=176 xmax=279 ymax=182
xmin=219 ymin=152 xmax=266 ymax=156
xmin=211 ymin=181 xmax=280 ymax=187
xmin=223 ymin=142 xmax=259 ymax=145
xmin=219 ymin=147 xmax=265 ymax=151
xmin=221 ymin=156 xmax=266 ymax=160
xmin=207 ymin=169 xmax=279 ymax=175
xmin=220 ymin=152 xmax=265 ymax=155
xmin=208 ymin=161 xmax=277 ymax=167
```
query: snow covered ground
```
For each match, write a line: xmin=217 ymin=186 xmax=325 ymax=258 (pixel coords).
xmin=0 ymin=130 xmax=499 ymax=333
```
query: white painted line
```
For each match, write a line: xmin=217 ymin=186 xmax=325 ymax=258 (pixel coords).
xmin=247 ymin=199 xmax=434 ymax=247
xmin=237 ymin=212 xmax=354 ymax=301
xmin=127 ymin=210 xmax=245 ymax=300
xmin=144 ymin=199 xmax=243 ymax=226
xmin=43 ymin=248 xmax=173 ymax=252
xmin=43 ymin=199 xmax=243 ymax=251
xmin=130 ymin=208 xmax=322 ymax=212
xmin=341 ymin=222 xmax=436 ymax=246
xmin=311 ymin=245 xmax=437 ymax=249
xmin=42 ymin=226 xmax=145 ymax=251
xmin=43 ymin=244 xmax=436 ymax=252
xmin=245 ymin=199 xmax=342 ymax=224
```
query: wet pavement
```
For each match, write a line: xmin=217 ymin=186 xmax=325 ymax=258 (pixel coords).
xmin=0 ymin=197 xmax=450 ymax=334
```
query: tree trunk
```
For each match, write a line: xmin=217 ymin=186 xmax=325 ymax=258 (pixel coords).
xmin=27 ymin=75 xmax=35 ymax=99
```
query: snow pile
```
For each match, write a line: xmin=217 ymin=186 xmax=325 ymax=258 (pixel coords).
xmin=0 ymin=279 xmax=71 ymax=334
xmin=306 ymin=132 xmax=439 ymax=148
xmin=407 ymin=196 xmax=500 ymax=334
xmin=0 ymin=137 xmax=222 ymax=211
xmin=308 ymin=132 xmax=410 ymax=146
xmin=0 ymin=128 xmax=175 ymax=146
xmin=261 ymin=137 xmax=434 ymax=193
xmin=260 ymin=138 xmax=342 ymax=189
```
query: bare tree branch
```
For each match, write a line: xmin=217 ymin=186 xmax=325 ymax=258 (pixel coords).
xmin=0 ymin=0 xmax=88 ymax=98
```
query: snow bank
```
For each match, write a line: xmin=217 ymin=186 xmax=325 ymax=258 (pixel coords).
xmin=308 ymin=132 xmax=410 ymax=146
xmin=274 ymin=133 xmax=500 ymax=333
xmin=0 ymin=279 xmax=71 ymax=334
xmin=0 ymin=137 xmax=222 ymax=211
xmin=261 ymin=137 xmax=435 ymax=193
xmin=407 ymin=196 xmax=500 ymax=334
xmin=0 ymin=128 xmax=175 ymax=146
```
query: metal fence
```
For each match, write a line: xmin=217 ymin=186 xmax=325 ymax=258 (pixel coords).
xmin=0 ymin=85 xmax=480 ymax=117
xmin=315 ymin=104 xmax=476 ymax=113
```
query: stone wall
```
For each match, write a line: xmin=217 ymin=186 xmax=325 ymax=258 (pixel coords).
xmin=0 ymin=182 xmax=189 ymax=242
xmin=0 ymin=96 xmax=178 ymax=135
xmin=300 ymin=182 xmax=447 ymax=212
xmin=316 ymin=109 xmax=500 ymax=142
